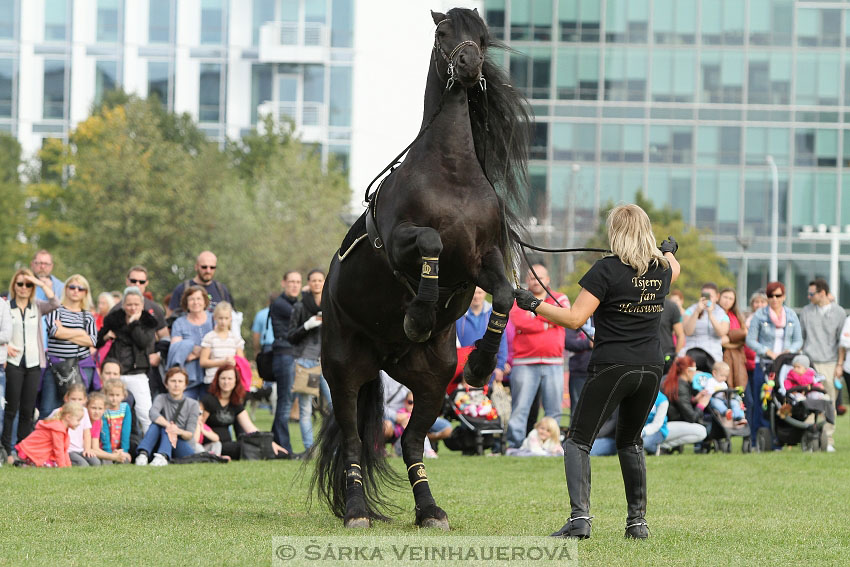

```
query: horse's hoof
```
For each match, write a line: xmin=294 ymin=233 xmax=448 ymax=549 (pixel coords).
xmin=420 ymin=517 xmax=450 ymax=531
xmin=344 ymin=517 xmax=371 ymax=529
xmin=463 ymin=349 xmax=496 ymax=387
xmin=403 ymin=314 xmax=431 ymax=343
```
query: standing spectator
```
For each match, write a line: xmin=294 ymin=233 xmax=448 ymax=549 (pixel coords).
xmin=122 ymin=265 xmax=169 ymax=340
xmin=41 ymin=275 xmax=99 ymax=418
xmin=744 ymin=290 xmax=768 ymax=380
xmin=167 ymin=251 xmax=234 ymax=313
xmin=287 ymin=269 xmax=332 ymax=452
xmin=668 ymin=289 xmax=684 ymax=314
xmin=167 ymin=286 xmax=214 ymax=399
xmin=3 ymin=270 xmax=59 ymax=457
xmin=30 ymin=249 xmax=64 ymax=301
xmin=800 ymin=278 xmax=843 ymax=452
xmin=659 ymin=297 xmax=686 ymax=374
xmin=97 ymin=287 xmax=158 ymax=433
xmin=94 ymin=292 xmax=116 ymax=330
xmin=564 ymin=325 xmax=592 ymax=419
xmin=718 ymin=287 xmax=748 ymax=390
xmin=506 ymin=264 xmax=568 ymax=450
xmin=252 ymin=294 xmax=277 ymax=358
xmin=0 ymin=296 xmax=10 ymax=442
xmin=682 ymin=282 xmax=730 ymax=371
xmin=455 ymin=287 xmax=508 ymax=385
xmin=270 ymin=271 xmax=302 ymax=452
xmin=745 ymin=281 xmax=803 ymax=447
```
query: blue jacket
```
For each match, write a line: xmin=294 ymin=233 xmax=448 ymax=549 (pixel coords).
xmin=745 ymin=306 xmax=803 ymax=358
xmin=455 ymin=301 xmax=507 ymax=372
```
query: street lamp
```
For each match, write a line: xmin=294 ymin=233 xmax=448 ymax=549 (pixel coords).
xmin=798 ymin=224 xmax=850 ymax=304
xmin=566 ymin=163 xmax=580 ymax=275
xmin=766 ymin=155 xmax=779 ymax=282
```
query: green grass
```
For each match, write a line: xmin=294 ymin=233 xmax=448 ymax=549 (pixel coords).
xmin=3 ymin=410 xmax=850 ymax=567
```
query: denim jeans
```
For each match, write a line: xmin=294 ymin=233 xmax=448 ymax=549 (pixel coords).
xmin=0 ymin=365 xmax=5 ymax=440
xmin=506 ymin=364 xmax=564 ymax=448
xmin=137 ymin=423 xmax=197 ymax=460
xmin=589 ymin=436 xmax=616 ymax=456
xmin=39 ymin=365 xmax=96 ymax=418
xmin=709 ymin=396 xmax=745 ymax=420
xmin=746 ymin=365 xmax=769 ymax=445
xmin=272 ymin=352 xmax=295 ymax=452
xmin=294 ymin=357 xmax=328 ymax=450
xmin=642 ymin=430 xmax=665 ymax=454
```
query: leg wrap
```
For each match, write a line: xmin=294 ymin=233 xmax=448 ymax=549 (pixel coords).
xmin=478 ymin=310 xmax=508 ymax=353
xmin=407 ymin=461 xmax=434 ymax=505
xmin=417 ymin=257 xmax=439 ymax=303
xmin=344 ymin=463 xmax=365 ymax=504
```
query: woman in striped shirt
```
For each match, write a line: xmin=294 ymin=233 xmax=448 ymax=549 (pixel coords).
xmin=40 ymin=274 xmax=98 ymax=418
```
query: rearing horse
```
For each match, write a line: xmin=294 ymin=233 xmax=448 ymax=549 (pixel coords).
xmin=312 ymin=7 xmax=530 ymax=529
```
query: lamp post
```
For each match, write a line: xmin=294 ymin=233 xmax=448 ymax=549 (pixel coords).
xmin=798 ymin=225 xmax=850 ymax=304
xmin=766 ymin=155 xmax=779 ymax=282
xmin=566 ymin=164 xmax=580 ymax=275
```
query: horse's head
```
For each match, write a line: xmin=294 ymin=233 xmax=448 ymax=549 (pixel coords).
xmin=431 ymin=8 xmax=487 ymax=89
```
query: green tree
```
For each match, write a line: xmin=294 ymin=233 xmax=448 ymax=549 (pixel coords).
xmin=560 ymin=191 xmax=734 ymax=303
xmin=0 ymin=133 xmax=28 ymax=285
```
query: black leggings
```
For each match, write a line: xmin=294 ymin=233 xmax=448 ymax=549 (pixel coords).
xmin=3 ymin=363 xmax=42 ymax=453
xmin=567 ymin=363 xmax=662 ymax=451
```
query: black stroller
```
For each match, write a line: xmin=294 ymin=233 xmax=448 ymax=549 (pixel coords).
xmin=756 ymin=353 xmax=830 ymax=452
xmin=442 ymin=385 xmax=505 ymax=456
xmin=701 ymin=388 xmax=752 ymax=453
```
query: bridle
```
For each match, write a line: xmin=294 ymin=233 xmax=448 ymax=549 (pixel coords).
xmin=433 ymin=18 xmax=486 ymax=92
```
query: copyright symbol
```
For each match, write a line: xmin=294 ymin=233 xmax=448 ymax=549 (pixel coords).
xmin=276 ymin=545 xmax=297 ymax=561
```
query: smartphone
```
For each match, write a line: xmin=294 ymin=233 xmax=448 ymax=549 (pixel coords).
xmin=701 ymin=292 xmax=712 ymax=309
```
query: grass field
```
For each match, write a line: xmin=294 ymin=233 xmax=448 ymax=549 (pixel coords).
xmin=3 ymin=409 xmax=850 ymax=567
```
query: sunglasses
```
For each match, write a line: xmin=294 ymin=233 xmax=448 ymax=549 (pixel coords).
xmin=15 ymin=281 xmax=34 ymax=288
xmin=128 ymin=278 xmax=147 ymax=285
xmin=200 ymin=265 xmax=216 ymax=270
xmin=67 ymin=284 xmax=87 ymax=292
xmin=767 ymin=293 xmax=783 ymax=299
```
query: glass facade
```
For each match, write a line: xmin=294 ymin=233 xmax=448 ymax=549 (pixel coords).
xmin=44 ymin=0 xmax=69 ymax=42
xmin=43 ymin=58 xmax=66 ymax=119
xmin=97 ymin=0 xmax=120 ymax=43
xmin=94 ymin=59 xmax=117 ymax=104
xmin=148 ymin=0 xmax=173 ymax=44
xmin=0 ymin=0 xmax=15 ymax=39
xmin=484 ymin=0 xmax=850 ymax=303
xmin=198 ymin=62 xmax=221 ymax=122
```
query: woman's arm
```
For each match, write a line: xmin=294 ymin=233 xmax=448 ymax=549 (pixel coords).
xmin=532 ymin=289 xmax=600 ymax=330
xmin=199 ymin=346 xmax=230 ymax=368
xmin=642 ymin=400 xmax=669 ymax=437
xmin=706 ymin=309 xmax=730 ymax=338
xmin=787 ymin=310 xmax=804 ymax=353
xmin=236 ymin=410 xmax=259 ymax=434
xmin=198 ymin=408 xmax=221 ymax=443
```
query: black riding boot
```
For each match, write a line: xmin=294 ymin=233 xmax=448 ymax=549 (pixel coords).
xmin=550 ymin=438 xmax=592 ymax=539
xmin=618 ymin=444 xmax=649 ymax=539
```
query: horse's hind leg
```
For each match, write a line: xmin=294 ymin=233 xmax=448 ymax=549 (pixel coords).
xmin=464 ymin=247 xmax=512 ymax=387
xmin=390 ymin=224 xmax=442 ymax=342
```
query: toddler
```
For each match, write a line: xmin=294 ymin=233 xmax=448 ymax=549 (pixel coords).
xmin=693 ymin=361 xmax=746 ymax=425
xmin=47 ymin=383 xmax=98 ymax=466
xmin=13 ymin=401 xmax=84 ymax=467
xmin=199 ymin=302 xmax=245 ymax=384
xmin=784 ymin=354 xmax=827 ymax=401
xmin=101 ymin=377 xmax=133 ymax=462
xmin=507 ymin=417 xmax=564 ymax=457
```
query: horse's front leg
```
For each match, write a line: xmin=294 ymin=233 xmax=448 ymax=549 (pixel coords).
xmin=389 ymin=224 xmax=442 ymax=342
xmin=464 ymin=247 xmax=512 ymax=387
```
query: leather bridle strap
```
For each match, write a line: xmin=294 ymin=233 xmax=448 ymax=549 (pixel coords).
xmin=433 ymin=18 xmax=483 ymax=90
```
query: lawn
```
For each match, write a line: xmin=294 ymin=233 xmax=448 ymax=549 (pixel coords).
xmin=2 ymin=410 xmax=849 ymax=567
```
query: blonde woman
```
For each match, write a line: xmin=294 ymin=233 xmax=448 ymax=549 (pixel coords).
xmin=3 ymin=268 xmax=60 ymax=456
xmin=40 ymin=274 xmax=98 ymax=418
xmin=514 ymin=204 xmax=680 ymax=540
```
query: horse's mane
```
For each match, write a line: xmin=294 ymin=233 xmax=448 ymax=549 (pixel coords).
xmin=448 ymin=8 xmax=531 ymax=276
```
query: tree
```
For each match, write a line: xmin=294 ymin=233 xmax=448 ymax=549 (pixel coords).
xmin=0 ymin=133 xmax=28 ymax=285
xmin=560 ymin=191 xmax=735 ymax=303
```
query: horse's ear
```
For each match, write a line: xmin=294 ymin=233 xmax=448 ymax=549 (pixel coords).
xmin=473 ymin=7 xmax=479 ymax=16
xmin=431 ymin=10 xmax=446 ymax=25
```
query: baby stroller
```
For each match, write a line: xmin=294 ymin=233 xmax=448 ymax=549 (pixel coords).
xmin=757 ymin=353 xmax=829 ymax=452
xmin=442 ymin=381 xmax=505 ymax=456
xmin=700 ymin=388 xmax=752 ymax=453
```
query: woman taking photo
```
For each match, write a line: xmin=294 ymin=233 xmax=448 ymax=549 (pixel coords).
xmin=167 ymin=286 xmax=214 ymax=400
xmin=718 ymin=287 xmax=748 ymax=390
xmin=659 ymin=356 xmax=708 ymax=450
xmin=3 ymin=269 xmax=60 ymax=457
xmin=514 ymin=204 xmax=680 ymax=540
xmin=41 ymin=274 xmax=98 ymax=418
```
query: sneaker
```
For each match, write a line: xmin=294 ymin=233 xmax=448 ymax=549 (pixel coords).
xmin=424 ymin=448 xmax=438 ymax=459
xmin=837 ymin=404 xmax=847 ymax=416
xmin=135 ymin=452 xmax=149 ymax=466
xmin=150 ymin=453 xmax=169 ymax=466
xmin=827 ymin=445 xmax=836 ymax=453
xmin=724 ymin=409 xmax=733 ymax=421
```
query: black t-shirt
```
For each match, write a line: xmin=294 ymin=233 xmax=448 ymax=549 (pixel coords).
xmin=200 ymin=393 xmax=245 ymax=443
xmin=658 ymin=298 xmax=682 ymax=356
xmin=578 ymin=256 xmax=672 ymax=366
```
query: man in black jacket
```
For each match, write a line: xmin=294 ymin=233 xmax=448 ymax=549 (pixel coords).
xmin=270 ymin=271 xmax=302 ymax=452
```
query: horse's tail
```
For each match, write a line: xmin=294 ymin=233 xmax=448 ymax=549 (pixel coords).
xmin=310 ymin=376 xmax=403 ymax=520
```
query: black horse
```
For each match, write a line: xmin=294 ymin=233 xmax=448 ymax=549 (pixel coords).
xmin=312 ymin=7 xmax=530 ymax=529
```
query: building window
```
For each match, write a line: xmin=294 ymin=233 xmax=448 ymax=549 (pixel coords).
xmin=599 ymin=167 xmax=643 ymax=207
xmin=329 ymin=65 xmax=351 ymax=127
xmin=531 ymin=122 xmax=548 ymax=160
xmin=749 ymin=0 xmax=792 ymax=46
xmin=795 ymin=52 xmax=840 ymax=107
xmin=651 ymin=50 xmax=695 ymax=103
xmin=199 ymin=62 xmax=221 ymax=122
xmin=510 ymin=47 xmax=551 ymax=99
xmin=94 ymin=59 xmax=117 ymax=104
xmin=649 ymin=125 xmax=692 ymax=164
xmin=600 ymin=124 xmax=643 ymax=162
xmin=648 ymin=168 xmax=692 ymax=222
xmin=44 ymin=0 xmax=68 ymax=42
xmin=331 ymin=0 xmax=353 ymax=48
xmin=747 ymin=52 xmax=791 ymax=105
xmin=555 ymin=47 xmax=598 ymax=100
xmin=43 ymin=58 xmax=66 ymax=119
xmin=797 ymin=7 xmax=841 ymax=47
xmin=148 ymin=61 xmax=171 ymax=108
xmin=695 ymin=169 xmax=739 ymax=235
xmin=792 ymin=172 xmax=837 ymax=229
xmin=697 ymin=126 xmax=740 ymax=165
xmin=558 ymin=0 xmax=599 ymax=43
xmin=746 ymin=127 xmax=789 ymax=166
xmin=0 ymin=0 xmax=15 ymax=39
xmin=149 ymin=0 xmax=173 ymax=44
xmin=510 ymin=0 xmax=552 ymax=42
xmin=483 ymin=0 xmax=506 ymax=40
xmin=200 ymin=0 xmax=224 ymax=45
xmin=795 ymin=129 xmax=837 ymax=167
xmin=0 ymin=58 xmax=13 ymax=117
xmin=251 ymin=63 xmax=272 ymax=124
xmin=653 ymin=0 xmax=696 ymax=45
xmin=603 ymin=48 xmax=647 ymax=101
xmin=699 ymin=51 xmax=744 ymax=104
xmin=252 ymin=0 xmax=275 ymax=46
xmin=97 ymin=0 xmax=119 ymax=43
xmin=701 ymin=0 xmax=744 ymax=45
xmin=551 ymin=122 xmax=595 ymax=162
xmin=604 ymin=0 xmax=648 ymax=43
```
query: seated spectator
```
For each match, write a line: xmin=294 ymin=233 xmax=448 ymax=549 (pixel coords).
xmin=692 ymin=361 xmax=746 ymax=426
xmin=100 ymin=376 xmax=133 ymax=464
xmin=12 ymin=401 xmax=84 ymax=468
xmin=380 ymin=372 xmax=450 ymax=458
xmin=47 ymin=383 xmax=98 ymax=466
xmin=506 ymin=416 xmax=564 ymax=457
xmin=97 ymin=287 xmax=157 ymax=433
xmin=682 ymin=282 xmax=730 ymax=372
xmin=135 ymin=367 xmax=200 ymax=466
xmin=86 ymin=391 xmax=125 ymax=464
xmin=41 ymin=274 xmax=99 ymax=417
xmin=167 ymin=286 xmax=214 ymax=399
xmin=198 ymin=364 xmax=289 ymax=460
xmin=590 ymin=408 xmax=618 ymax=456
xmin=390 ymin=391 xmax=438 ymax=458
xmin=199 ymin=302 xmax=245 ymax=385
xmin=659 ymin=356 xmax=708 ymax=451
xmin=641 ymin=392 xmax=669 ymax=455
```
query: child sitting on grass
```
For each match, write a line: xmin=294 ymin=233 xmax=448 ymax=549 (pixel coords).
xmin=506 ymin=417 xmax=564 ymax=457
xmin=101 ymin=376 xmax=133 ymax=462
xmin=12 ymin=401 xmax=84 ymax=467
xmin=135 ymin=367 xmax=200 ymax=466
xmin=87 ymin=391 xmax=128 ymax=464
xmin=47 ymin=383 xmax=97 ymax=466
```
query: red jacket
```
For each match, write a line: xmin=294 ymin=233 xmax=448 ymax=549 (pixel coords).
xmin=15 ymin=419 xmax=71 ymax=467
xmin=509 ymin=292 xmax=569 ymax=365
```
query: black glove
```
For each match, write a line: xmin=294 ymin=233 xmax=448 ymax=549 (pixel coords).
xmin=659 ymin=235 xmax=678 ymax=256
xmin=514 ymin=288 xmax=542 ymax=314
